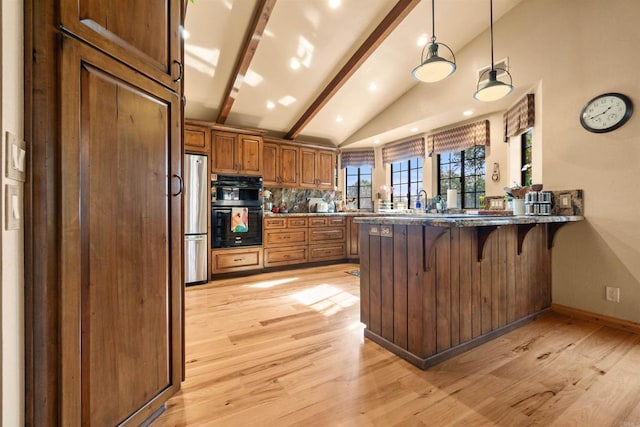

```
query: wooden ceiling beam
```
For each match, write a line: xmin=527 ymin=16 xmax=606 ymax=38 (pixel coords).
xmin=216 ymin=0 xmax=277 ymax=124
xmin=285 ymin=0 xmax=420 ymax=140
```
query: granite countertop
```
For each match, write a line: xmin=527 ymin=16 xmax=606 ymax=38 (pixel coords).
xmin=353 ymin=214 xmax=584 ymax=227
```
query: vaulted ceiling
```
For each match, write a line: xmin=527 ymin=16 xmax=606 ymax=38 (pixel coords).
xmin=183 ymin=0 xmax=524 ymax=147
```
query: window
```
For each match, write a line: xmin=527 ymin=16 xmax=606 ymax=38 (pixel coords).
xmin=390 ymin=157 xmax=423 ymax=206
xmin=521 ymin=128 xmax=533 ymax=186
xmin=437 ymin=146 xmax=485 ymax=209
xmin=345 ymin=166 xmax=372 ymax=210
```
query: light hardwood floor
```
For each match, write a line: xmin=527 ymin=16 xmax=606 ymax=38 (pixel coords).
xmin=157 ymin=263 xmax=640 ymax=426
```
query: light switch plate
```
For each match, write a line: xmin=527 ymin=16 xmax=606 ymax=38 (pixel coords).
xmin=5 ymin=130 xmax=27 ymax=182
xmin=5 ymin=184 xmax=22 ymax=230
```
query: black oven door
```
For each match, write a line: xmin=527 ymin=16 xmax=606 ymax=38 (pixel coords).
xmin=211 ymin=206 xmax=263 ymax=248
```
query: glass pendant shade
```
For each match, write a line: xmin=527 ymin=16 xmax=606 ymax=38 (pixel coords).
xmin=473 ymin=69 xmax=513 ymax=101
xmin=412 ymin=42 xmax=456 ymax=83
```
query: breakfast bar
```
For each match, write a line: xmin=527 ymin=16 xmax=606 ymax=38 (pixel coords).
xmin=354 ymin=214 xmax=583 ymax=369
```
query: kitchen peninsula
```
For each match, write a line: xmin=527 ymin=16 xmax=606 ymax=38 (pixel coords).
xmin=354 ymin=214 xmax=583 ymax=369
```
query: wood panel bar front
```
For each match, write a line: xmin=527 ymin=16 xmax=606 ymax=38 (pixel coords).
xmin=357 ymin=221 xmax=570 ymax=370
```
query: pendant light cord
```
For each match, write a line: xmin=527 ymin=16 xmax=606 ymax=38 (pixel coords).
xmin=489 ymin=0 xmax=494 ymax=69
xmin=431 ymin=0 xmax=436 ymax=43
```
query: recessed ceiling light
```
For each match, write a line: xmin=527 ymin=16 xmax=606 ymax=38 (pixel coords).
xmin=266 ymin=101 xmax=275 ymax=109
xmin=328 ymin=0 xmax=341 ymax=9
xmin=290 ymin=58 xmax=301 ymax=70
xmin=417 ymin=33 xmax=429 ymax=47
xmin=336 ymin=115 xmax=344 ymax=123
xmin=368 ymin=82 xmax=377 ymax=92
xmin=278 ymin=96 xmax=296 ymax=106
xmin=374 ymin=139 xmax=381 ymax=144
xmin=410 ymin=127 xmax=419 ymax=132
xmin=243 ymin=69 xmax=263 ymax=87
xmin=180 ymin=26 xmax=191 ymax=40
xmin=463 ymin=110 xmax=473 ymax=116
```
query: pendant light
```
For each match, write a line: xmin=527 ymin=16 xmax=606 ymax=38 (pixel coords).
xmin=473 ymin=0 xmax=513 ymax=101
xmin=412 ymin=0 xmax=456 ymax=83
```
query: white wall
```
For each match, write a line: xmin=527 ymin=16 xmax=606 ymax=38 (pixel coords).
xmin=2 ymin=0 xmax=25 ymax=424
xmin=350 ymin=0 xmax=640 ymax=323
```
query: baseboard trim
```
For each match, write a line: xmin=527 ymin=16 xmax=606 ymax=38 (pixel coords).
xmin=552 ymin=304 xmax=640 ymax=335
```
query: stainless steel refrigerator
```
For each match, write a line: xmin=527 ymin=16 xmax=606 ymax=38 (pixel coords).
xmin=184 ymin=153 xmax=208 ymax=285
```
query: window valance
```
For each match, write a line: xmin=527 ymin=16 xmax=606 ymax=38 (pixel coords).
xmin=340 ymin=149 xmax=375 ymax=169
xmin=382 ymin=137 xmax=425 ymax=164
xmin=504 ymin=93 xmax=535 ymax=142
xmin=427 ymin=120 xmax=490 ymax=156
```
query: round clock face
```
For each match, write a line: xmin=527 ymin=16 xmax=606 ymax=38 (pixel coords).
xmin=580 ymin=93 xmax=633 ymax=133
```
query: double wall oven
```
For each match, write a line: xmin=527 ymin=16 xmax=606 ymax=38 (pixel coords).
xmin=211 ymin=174 xmax=263 ymax=248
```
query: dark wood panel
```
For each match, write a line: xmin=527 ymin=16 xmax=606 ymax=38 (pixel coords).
xmin=392 ymin=226 xmax=408 ymax=349
xmin=450 ymin=228 xmax=460 ymax=347
xmin=369 ymin=234 xmax=382 ymax=335
xmin=436 ymin=230 xmax=451 ymax=353
xmin=471 ymin=228 xmax=482 ymax=339
xmin=380 ymin=234 xmax=395 ymax=341
xmin=60 ymin=0 xmax=181 ymax=90
xmin=60 ymin=38 xmax=182 ymax=425
xmin=506 ymin=226 xmax=517 ymax=324
xmin=480 ymin=232 xmax=493 ymax=335
xmin=491 ymin=232 xmax=501 ymax=330
xmin=407 ymin=226 xmax=425 ymax=356
xmin=359 ymin=225 xmax=370 ymax=326
xmin=459 ymin=228 xmax=473 ymax=342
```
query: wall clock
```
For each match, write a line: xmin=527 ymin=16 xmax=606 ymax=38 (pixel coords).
xmin=580 ymin=92 xmax=633 ymax=133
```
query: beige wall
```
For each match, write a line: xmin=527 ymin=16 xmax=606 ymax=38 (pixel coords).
xmin=351 ymin=0 xmax=640 ymax=323
xmin=2 ymin=0 xmax=25 ymax=424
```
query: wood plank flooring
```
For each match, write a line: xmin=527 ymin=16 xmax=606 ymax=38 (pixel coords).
xmin=156 ymin=264 xmax=640 ymax=426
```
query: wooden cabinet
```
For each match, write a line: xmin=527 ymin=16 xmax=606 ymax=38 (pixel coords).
xmin=212 ymin=131 xmax=263 ymax=176
xmin=263 ymin=217 xmax=309 ymax=267
xmin=58 ymin=38 xmax=183 ymax=425
xmin=28 ymin=1 xmax=184 ymax=424
xmin=263 ymin=141 xmax=299 ymax=187
xmin=347 ymin=217 xmax=360 ymax=259
xmin=184 ymin=124 xmax=210 ymax=154
xmin=60 ymin=0 xmax=182 ymax=91
xmin=212 ymin=247 xmax=263 ymax=274
xmin=264 ymin=228 xmax=309 ymax=247
xmin=308 ymin=215 xmax=346 ymax=262
xmin=300 ymin=148 xmax=335 ymax=190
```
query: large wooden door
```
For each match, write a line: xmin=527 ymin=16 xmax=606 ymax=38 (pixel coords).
xmin=60 ymin=37 xmax=182 ymax=426
xmin=59 ymin=0 xmax=182 ymax=90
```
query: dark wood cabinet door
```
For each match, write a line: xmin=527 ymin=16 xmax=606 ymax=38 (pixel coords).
xmin=60 ymin=0 xmax=182 ymax=90
xmin=184 ymin=124 xmax=210 ymax=154
xmin=347 ymin=217 xmax=360 ymax=259
xmin=211 ymin=131 xmax=238 ymax=174
xmin=300 ymin=148 xmax=317 ymax=188
xmin=280 ymin=144 xmax=299 ymax=187
xmin=237 ymin=134 xmax=263 ymax=176
xmin=60 ymin=37 xmax=182 ymax=426
xmin=317 ymin=150 xmax=335 ymax=189
xmin=263 ymin=142 xmax=278 ymax=186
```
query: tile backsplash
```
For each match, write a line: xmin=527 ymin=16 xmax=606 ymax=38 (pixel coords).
xmin=264 ymin=187 xmax=342 ymax=213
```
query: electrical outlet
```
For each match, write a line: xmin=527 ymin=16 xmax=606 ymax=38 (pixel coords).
xmin=559 ymin=193 xmax=572 ymax=208
xmin=605 ymin=286 xmax=620 ymax=303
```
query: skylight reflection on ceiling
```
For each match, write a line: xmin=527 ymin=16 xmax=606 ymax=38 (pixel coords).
xmin=278 ymin=96 xmax=296 ymax=106
xmin=222 ymin=0 xmax=233 ymax=11
xmin=184 ymin=45 xmax=220 ymax=77
xmin=296 ymin=35 xmax=315 ymax=68
xmin=243 ymin=69 xmax=264 ymax=87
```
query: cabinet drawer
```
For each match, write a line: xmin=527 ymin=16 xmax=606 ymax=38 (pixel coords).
xmin=287 ymin=217 xmax=308 ymax=228
xmin=264 ymin=217 xmax=286 ymax=229
xmin=264 ymin=229 xmax=308 ymax=247
xmin=264 ymin=246 xmax=308 ymax=267
xmin=211 ymin=247 xmax=263 ymax=274
xmin=309 ymin=243 xmax=346 ymax=261
xmin=309 ymin=216 xmax=345 ymax=227
xmin=309 ymin=227 xmax=345 ymax=242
